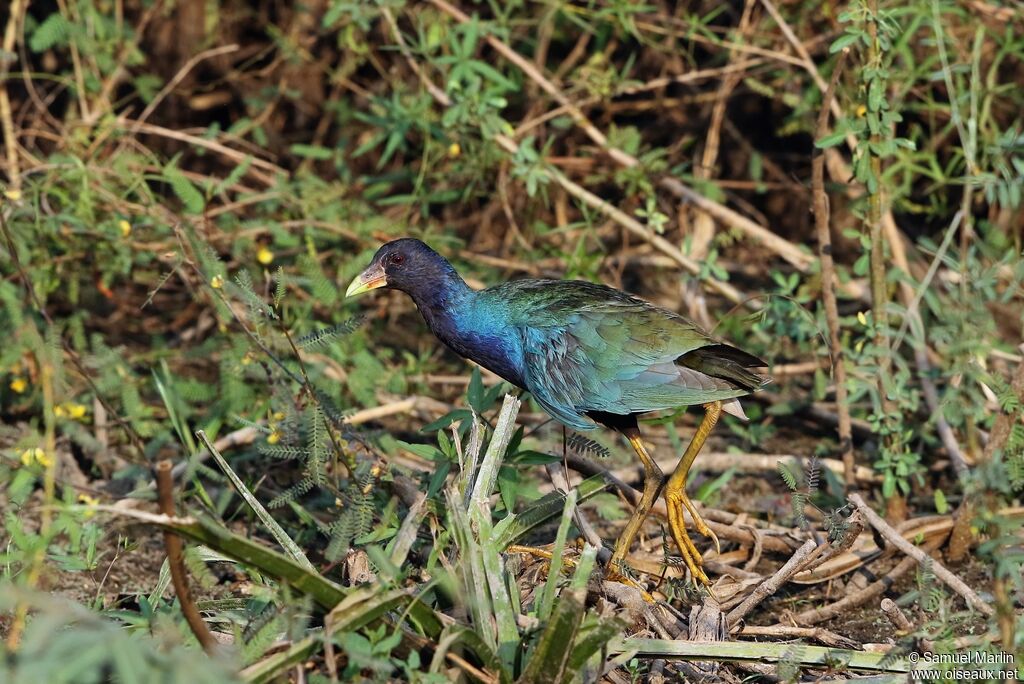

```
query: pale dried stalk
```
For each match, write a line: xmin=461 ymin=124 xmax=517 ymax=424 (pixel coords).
xmin=811 ymin=49 xmax=855 ymax=486
xmin=849 ymin=493 xmax=994 ymax=616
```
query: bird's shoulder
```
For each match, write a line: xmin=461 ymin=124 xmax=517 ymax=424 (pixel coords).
xmin=480 ymin=278 xmax=707 ymax=338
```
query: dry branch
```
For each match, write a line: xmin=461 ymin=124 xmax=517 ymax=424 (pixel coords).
xmin=726 ymin=538 xmax=817 ymax=624
xmin=156 ymin=459 xmax=217 ymax=653
xmin=811 ymin=48 xmax=855 ymax=487
xmin=849 ymin=493 xmax=994 ymax=616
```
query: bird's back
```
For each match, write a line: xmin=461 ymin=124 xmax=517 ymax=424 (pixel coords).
xmin=475 ymin=279 xmax=767 ymax=429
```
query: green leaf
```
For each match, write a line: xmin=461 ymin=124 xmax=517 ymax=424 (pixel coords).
xmin=518 ymin=590 xmax=586 ymax=684
xmin=815 ymin=130 xmax=848 ymax=149
xmin=29 ymin=13 xmax=71 ymax=52
xmin=829 ymin=31 xmax=861 ymax=53
xmin=396 ymin=440 xmax=443 ymax=461
xmin=289 ymin=144 xmax=334 ymax=160
xmin=467 ymin=366 xmax=485 ymax=412
xmin=163 ymin=161 xmax=205 ymax=214
xmin=868 ymin=78 xmax=885 ymax=112
xmin=777 ymin=462 xmax=799 ymax=491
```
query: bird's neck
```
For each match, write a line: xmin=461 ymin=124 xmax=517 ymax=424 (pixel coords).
xmin=407 ymin=272 xmax=475 ymax=340
xmin=409 ymin=277 xmax=526 ymax=388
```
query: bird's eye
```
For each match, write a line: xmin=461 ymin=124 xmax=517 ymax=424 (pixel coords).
xmin=390 ymin=253 xmax=405 ymax=266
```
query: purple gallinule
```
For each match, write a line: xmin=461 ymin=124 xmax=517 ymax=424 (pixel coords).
xmin=347 ymin=239 xmax=768 ymax=584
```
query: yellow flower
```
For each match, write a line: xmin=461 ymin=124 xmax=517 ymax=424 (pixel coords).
xmin=19 ymin=448 xmax=51 ymax=468
xmin=448 ymin=142 xmax=461 ymax=158
xmin=119 ymin=220 xmax=132 ymax=237
xmin=210 ymin=275 xmax=224 ymax=289
xmin=9 ymin=377 xmax=27 ymax=393
xmin=56 ymin=402 xmax=88 ymax=420
xmin=856 ymin=311 xmax=868 ymax=326
xmin=257 ymin=247 xmax=274 ymax=265
xmin=4 ymin=189 xmax=21 ymax=201
xmin=856 ymin=104 xmax=867 ymax=118
xmin=78 ymin=493 xmax=99 ymax=517
xmin=267 ymin=430 xmax=281 ymax=445
xmin=272 ymin=411 xmax=285 ymax=421
xmin=66 ymin=403 xmax=87 ymax=420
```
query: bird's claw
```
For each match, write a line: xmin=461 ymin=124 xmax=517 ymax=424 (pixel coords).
xmin=666 ymin=490 xmax=715 ymax=586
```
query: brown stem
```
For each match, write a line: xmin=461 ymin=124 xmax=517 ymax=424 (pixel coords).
xmin=849 ymin=493 xmax=994 ymax=616
xmin=795 ymin=536 xmax=944 ymax=625
xmin=727 ymin=538 xmax=817 ymax=624
xmin=812 ymin=48 xmax=854 ymax=488
xmin=880 ymin=597 xmax=913 ymax=633
xmin=865 ymin=0 xmax=903 ymax=521
xmin=156 ymin=459 xmax=217 ymax=652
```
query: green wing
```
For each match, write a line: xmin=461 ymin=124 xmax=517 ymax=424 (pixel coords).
xmin=483 ymin=280 xmax=763 ymax=428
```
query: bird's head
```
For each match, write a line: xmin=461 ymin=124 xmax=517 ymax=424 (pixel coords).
xmin=345 ymin=238 xmax=456 ymax=298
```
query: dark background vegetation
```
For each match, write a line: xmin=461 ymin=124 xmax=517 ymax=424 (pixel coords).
xmin=0 ymin=0 xmax=1022 ymax=681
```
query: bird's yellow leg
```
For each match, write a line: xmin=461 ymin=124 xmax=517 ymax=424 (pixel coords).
xmin=505 ymin=545 xmax=573 ymax=566
xmin=608 ymin=432 xmax=664 ymax=576
xmin=663 ymin=401 xmax=722 ymax=586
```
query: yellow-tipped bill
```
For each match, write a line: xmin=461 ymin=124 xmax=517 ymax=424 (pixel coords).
xmin=345 ymin=262 xmax=387 ymax=298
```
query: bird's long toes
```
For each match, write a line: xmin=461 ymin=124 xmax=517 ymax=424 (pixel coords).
xmin=667 ymin=496 xmax=712 ymax=585
xmin=680 ymin=494 xmax=719 ymax=554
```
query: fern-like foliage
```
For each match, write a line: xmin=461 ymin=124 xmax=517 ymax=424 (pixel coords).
xmin=989 ymin=373 xmax=1023 ymax=414
xmin=183 ymin=547 xmax=218 ymax=589
xmin=297 ymin=253 xmax=338 ymax=306
xmin=777 ymin=458 xmax=822 ymax=530
xmin=323 ymin=462 xmax=377 ymax=561
xmin=777 ymin=462 xmax=799 ymax=491
xmin=566 ymin=433 xmax=611 ymax=459
xmin=804 ymin=455 xmax=820 ymax=493
xmin=917 ymin=557 xmax=945 ymax=612
xmin=273 ymin=266 xmax=287 ymax=309
xmin=232 ymin=269 xmax=276 ymax=320
xmin=268 ymin=404 xmax=328 ymax=509
xmin=776 ymin=644 xmax=806 ymax=683
xmin=823 ymin=506 xmax=852 ymax=544
xmin=29 ymin=13 xmax=72 ymax=53
xmin=297 ymin=316 xmax=364 ymax=349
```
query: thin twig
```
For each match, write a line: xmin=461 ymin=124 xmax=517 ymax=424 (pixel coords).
xmin=156 ymin=459 xmax=217 ymax=652
xmin=849 ymin=493 xmax=994 ymax=616
xmin=0 ymin=0 xmax=24 ymax=191
xmin=727 ymin=538 xmax=817 ymax=624
xmin=795 ymin=536 xmax=944 ymax=625
xmin=811 ymin=48 xmax=855 ymax=486
xmin=737 ymin=624 xmax=859 ymax=649
xmin=120 ymin=44 xmax=240 ymax=141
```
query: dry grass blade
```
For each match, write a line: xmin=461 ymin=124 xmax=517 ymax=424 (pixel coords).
xmin=197 ymin=429 xmax=315 ymax=572
xmin=609 ymin=637 xmax=909 ymax=673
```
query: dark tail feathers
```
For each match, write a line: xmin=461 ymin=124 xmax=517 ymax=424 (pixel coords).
xmin=678 ymin=344 xmax=770 ymax=392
